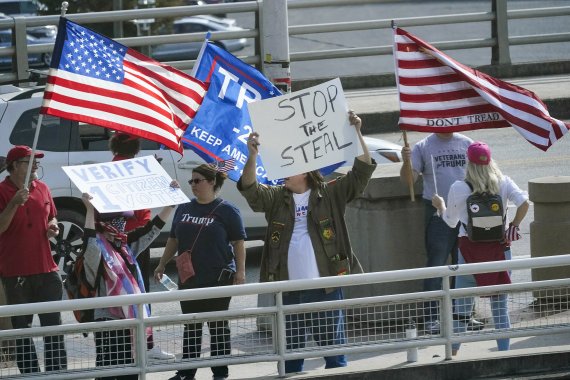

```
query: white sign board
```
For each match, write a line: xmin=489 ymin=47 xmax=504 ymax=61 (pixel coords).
xmin=248 ymin=78 xmax=363 ymax=180
xmin=62 ymin=155 xmax=189 ymax=213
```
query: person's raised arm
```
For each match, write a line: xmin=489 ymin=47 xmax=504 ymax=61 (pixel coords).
xmin=156 ymin=179 xmax=180 ymax=223
xmin=82 ymin=193 xmax=96 ymax=230
xmin=351 ymin=111 xmax=371 ymax=164
xmin=241 ymin=132 xmax=260 ymax=188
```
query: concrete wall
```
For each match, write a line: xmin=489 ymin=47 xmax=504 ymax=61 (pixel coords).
xmin=529 ymin=176 xmax=570 ymax=301
xmin=344 ymin=164 xmax=427 ymax=321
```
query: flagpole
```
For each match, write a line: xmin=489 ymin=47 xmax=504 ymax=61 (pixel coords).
xmin=430 ymin=154 xmax=439 ymax=196
xmin=402 ymin=130 xmax=415 ymax=201
xmin=191 ymin=31 xmax=211 ymax=77
xmin=23 ymin=2 xmax=69 ymax=190
xmin=392 ymin=21 xmax=415 ymax=202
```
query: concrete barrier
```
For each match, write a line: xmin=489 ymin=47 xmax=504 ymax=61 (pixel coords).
xmin=345 ymin=163 xmax=426 ymax=321
xmin=529 ymin=176 xmax=570 ymax=302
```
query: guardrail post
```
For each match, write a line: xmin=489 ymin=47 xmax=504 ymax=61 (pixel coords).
xmin=441 ymin=275 xmax=453 ymax=360
xmin=113 ymin=0 xmax=124 ymax=37
xmin=491 ymin=0 xmax=511 ymax=65
xmin=275 ymin=291 xmax=287 ymax=377
xmin=136 ymin=303 xmax=147 ymax=380
xmin=12 ymin=16 xmax=30 ymax=83
xmin=259 ymin=0 xmax=291 ymax=93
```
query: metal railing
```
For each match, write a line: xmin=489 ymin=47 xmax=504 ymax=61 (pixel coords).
xmin=0 ymin=0 xmax=569 ymax=84
xmin=0 ymin=254 xmax=568 ymax=379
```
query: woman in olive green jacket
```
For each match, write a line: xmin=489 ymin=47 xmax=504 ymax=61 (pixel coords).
xmin=237 ymin=111 xmax=376 ymax=374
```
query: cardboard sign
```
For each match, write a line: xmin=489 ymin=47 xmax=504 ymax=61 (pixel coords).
xmin=248 ymin=78 xmax=362 ymax=180
xmin=62 ymin=155 xmax=189 ymax=213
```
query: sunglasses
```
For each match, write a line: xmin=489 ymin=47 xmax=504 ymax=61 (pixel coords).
xmin=188 ymin=178 xmax=208 ymax=185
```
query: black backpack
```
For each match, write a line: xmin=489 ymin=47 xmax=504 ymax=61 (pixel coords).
xmin=463 ymin=181 xmax=505 ymax=242
xmin=63 ymin=255 xmax=104 ymax=323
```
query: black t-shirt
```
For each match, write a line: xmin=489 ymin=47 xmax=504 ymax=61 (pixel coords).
xmin=170 ymin=198 xmax=246 ymax=286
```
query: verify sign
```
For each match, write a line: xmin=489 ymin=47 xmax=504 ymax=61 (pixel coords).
xmin=62 ymin=155 xmax=189 ymax=213
xmin=248 ymin=78 xmax=362 ymax=180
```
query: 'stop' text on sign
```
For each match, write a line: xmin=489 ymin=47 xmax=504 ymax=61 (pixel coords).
xmin=247 ymin=78 xmax=362 ymax=180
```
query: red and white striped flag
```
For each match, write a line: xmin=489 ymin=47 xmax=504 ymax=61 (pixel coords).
xmin=41 ymin=18 xmax=208 ymax=154
xmin=393 ymin=27 xmax=569 ymax=151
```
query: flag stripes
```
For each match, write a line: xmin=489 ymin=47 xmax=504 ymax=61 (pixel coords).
xmin=41 ymin=18 xmax=208 ymax=154
xmin=394 ymin=27 xmax=569 ymax=151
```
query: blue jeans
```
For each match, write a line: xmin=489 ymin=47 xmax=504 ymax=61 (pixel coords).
xmin=282 ymin=288 xmax=347 ymax=373
xmin=453 ymin=249 xmax=511 ymax=352
xmin=423 ymin=201 xmax=459 ymax=322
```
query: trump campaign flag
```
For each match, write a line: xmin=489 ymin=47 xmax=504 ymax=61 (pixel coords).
xmin=393 ymin=27 xmax=569 ymax=151
xmin=41 ymin=17 xmax=208 ymax=154
xmin=182 ymin=41 xmax=281 ymax=184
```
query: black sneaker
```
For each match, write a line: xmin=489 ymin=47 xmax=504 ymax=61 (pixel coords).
xmin=168 ymin=372 xmax=194 ymax=380
xmin=467 ymin=317 xmax=485 ymax=331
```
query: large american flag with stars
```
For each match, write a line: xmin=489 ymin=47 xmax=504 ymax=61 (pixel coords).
xmin=41 ymin=17 xmax=208 ymax=154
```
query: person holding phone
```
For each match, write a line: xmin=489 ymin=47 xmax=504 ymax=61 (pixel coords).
xmin=154 ymin=163 xmax=246 ymax=380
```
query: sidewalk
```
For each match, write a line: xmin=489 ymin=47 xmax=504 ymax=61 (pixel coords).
xmin=148 ymin=326 xmax=570 ymax=380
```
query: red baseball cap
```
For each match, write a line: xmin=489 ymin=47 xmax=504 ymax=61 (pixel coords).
xmin=6 ymin=145 xmax=44 ymax=164
xmin=467 ymin=141 xmax=491 ymax=165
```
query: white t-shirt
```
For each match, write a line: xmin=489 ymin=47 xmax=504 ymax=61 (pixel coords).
xmin=442 ymin=176 xmax=529 ymax=237
xmin=288 ymin=190 xmax=320 ymax=280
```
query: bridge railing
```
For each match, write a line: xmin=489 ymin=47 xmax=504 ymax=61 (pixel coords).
xmin=0 ymin=254 xmax=568 ymax=379
xmin=0 ymin=0 xmax=569 ymax=84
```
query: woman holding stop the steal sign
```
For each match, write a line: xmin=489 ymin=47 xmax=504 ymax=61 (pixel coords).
xmin=237 ymin=110 xmax=376 ymax=374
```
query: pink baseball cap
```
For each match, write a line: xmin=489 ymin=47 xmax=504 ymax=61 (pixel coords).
xmin=467 ymin=141 xmax=491 ymax=165
xmin=6 ymin=145 xmax=44 ymax=164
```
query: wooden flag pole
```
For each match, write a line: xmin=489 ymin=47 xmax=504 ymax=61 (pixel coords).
xmin=402 ymin=130 xmax=415 ymax=201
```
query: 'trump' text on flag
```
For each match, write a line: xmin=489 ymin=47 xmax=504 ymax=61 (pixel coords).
xmin=182 ymin=42 xmax=281 ymax=184
xmin=41 ymin=17 xmax=208 ymax=154
xmin=393 ymin=27 xmax=569 ymax=151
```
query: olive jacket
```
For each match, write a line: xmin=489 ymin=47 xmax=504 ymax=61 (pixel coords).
xmin=237 ymin=158 xmax=376 ymax=282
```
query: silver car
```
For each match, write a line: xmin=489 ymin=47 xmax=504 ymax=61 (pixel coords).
xmin=151 ymin=16 xmax=248 ymax=62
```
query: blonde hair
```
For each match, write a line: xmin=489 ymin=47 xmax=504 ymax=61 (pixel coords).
xmin=465 ymin=159 xmax=503 ymax=194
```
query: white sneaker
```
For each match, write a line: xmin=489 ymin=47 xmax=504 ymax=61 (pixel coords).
xmin=147 ymin=346 xmax=175 ymax=360
xmin=424 ymin=320 xmax=440 ymax=334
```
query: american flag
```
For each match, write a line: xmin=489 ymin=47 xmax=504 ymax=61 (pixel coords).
xmin=41 ymin=17 xmax=208 ymax=154
xmin=393 ymin=27 xmax=569 ymax=151
xmin=208 ymin=158 xmax=236 ymax=173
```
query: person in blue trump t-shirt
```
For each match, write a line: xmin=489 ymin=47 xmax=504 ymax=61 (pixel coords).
xmin=154 ymin=163 xmax=246 ymax=380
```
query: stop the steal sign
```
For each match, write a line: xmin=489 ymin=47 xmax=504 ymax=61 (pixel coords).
xmin=247 ymin=78 xmax=362 ymax=180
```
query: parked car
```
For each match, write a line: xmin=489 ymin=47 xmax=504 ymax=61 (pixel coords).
xmin=0 ymin=29 xmax=53 ymax=68
xmin=151 ymin=16 xmax=248 ymax=62
xmin=0 ymin=1 xmax=57 ymax=39
xmin=0 ymin=84 xmax=401 ymax=273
